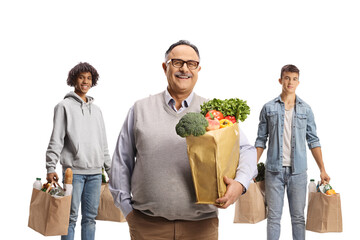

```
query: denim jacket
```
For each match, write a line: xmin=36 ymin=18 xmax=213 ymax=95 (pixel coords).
xmin=255 ymin=95 xmax=321 ymax=174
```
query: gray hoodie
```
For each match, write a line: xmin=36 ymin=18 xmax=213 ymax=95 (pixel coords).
xmin=46 ymin=91 xmax=111 ymax=175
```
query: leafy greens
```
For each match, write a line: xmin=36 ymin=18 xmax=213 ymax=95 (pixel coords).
xmin=200 ymin=98 xmax=250 ymax=122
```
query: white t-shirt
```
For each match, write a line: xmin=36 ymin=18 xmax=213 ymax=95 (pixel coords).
xmin=282 ymin=107 xmax=294 ymax=166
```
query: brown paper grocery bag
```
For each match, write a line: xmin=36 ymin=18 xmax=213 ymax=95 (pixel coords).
xmin=96 ymin=183 xmax=126 ymax=222
xmin=306 ymin=192 xmax=343 ymax=233
xmin=186 ymin=123 xmax=239 ymax=204
xmin=234 ymin=182 xmax=267 ymax=224
xmin=28 ymin=188 xmax=71 ymax=236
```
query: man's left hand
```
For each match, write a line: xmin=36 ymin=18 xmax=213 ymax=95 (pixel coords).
xmin=215 ymin=176 xmax=244 ymax=209
xmin=320 ymin=170 xmax=330 ymax=184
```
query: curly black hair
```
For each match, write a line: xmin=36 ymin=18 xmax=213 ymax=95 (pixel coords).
xmin=67 ymin=62 xmax=99 ymax=87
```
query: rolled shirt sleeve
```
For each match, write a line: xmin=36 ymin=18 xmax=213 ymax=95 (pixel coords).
xmin=254 ymin=106 xmax=268 ymax=149
xmin=306 ymin=107 xmax=321 ymax=149
xmin=234 ymin=129 xmax=258 ymax=192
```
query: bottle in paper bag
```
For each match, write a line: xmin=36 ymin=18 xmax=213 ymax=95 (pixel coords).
xmin=308 ymin=179 xmax=316 ymax=203
xmin=33 ymin=178 xmax=42 ymax=190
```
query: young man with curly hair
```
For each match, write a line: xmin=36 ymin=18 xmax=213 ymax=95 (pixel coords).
xmin=46 ymin=62 xmax=111 ymax=240
xmin=255 ymin=64 xmax=330 ymax=240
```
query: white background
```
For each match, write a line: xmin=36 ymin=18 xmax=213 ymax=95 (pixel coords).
xmin=1 ymin=0 xmax=358 ymax=239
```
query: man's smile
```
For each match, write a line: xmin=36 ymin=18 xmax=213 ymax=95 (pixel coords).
xmin=174 ymin=72 xmax=192 ymax=79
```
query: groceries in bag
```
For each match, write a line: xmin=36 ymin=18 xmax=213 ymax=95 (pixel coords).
xmin=254 ymin=162 xmax=265 ymax=195
xmin=200 ymin=98 xmax=250 ymax=123
xmin=306 ymin=180 xmax=342 ymax=233
xmin=41 ymin=180 xmax=65 ymax=197
xmin=38 ymin=168 xmax=73 ymax=197
xmin=255 ymin=162 xmax=265 ymax=182
xmin=102 ymin=168 xmax=107 ymax=183
xmin=316 ymin=181 xmax=336 ymax=195
xmin=175 ymin=98 xmax=250 ymax=138
xmin=28 ymin=171 xmax=72 ymax=236
xmin=64 ymin=168 xmax=73 ymax=196
xmin=175 ymin=98 xmax=250 ymax=204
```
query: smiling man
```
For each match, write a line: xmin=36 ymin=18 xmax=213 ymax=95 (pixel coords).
xmin=255 ymin=64 xmax=330 ymax=240
xmin=46 ymin=62 xmax=111 ymax=240
xmin=109 ymin=40 xmax=257 ymax=240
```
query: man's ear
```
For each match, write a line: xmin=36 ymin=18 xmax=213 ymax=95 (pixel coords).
xmin=162 ymin=62 xmax=167 ymax=74
xmin=278 ymin=78 xmax=282 ymax=85
xmin=198 ymin=66 xmax=201 ymax=72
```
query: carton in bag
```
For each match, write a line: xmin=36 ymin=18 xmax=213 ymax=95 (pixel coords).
xmin=186 ymin=123 xmax=239 ymax=204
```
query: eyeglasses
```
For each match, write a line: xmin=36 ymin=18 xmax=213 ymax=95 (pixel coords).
xmin=166 ymin=59 xmax=200 ymax=70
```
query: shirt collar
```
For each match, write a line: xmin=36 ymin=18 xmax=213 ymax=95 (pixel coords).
xmin=165 ymin=89 xmax=194 ymax=112
xmin=276 ymin=94 xmax=303 ymax=105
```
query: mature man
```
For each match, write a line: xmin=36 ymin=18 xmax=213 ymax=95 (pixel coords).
xmin=109 ymin=40 xmax=257 ymax=240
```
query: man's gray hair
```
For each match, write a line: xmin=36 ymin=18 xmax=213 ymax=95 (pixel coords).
xmin=165 ymin=40 xmax=200 ymax=61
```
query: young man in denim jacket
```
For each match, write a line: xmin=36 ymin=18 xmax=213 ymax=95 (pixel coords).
xmin=255 ymin=64 xmax=330 ymax=240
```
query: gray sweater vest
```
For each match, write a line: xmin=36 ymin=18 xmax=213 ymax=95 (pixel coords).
xmin=131 ymin=91 xmax=218 ymax=220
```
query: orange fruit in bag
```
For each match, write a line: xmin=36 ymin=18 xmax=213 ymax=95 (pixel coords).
xmin=326 ymin=189 xmax=336 ymax=195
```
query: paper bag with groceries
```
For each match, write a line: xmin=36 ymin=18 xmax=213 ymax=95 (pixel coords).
xmin=306 ymin=190 xmax=343 ymax=232
xmin=234 ymin=181 xmax=267 ymax=223
xmin=176 ymin=98 xmax=250 ymax=204
xmin=186 ymin=123 xmax=240 ymax=204
xmin=96 ymin=183 xmax=126 ymax=222
xmin=28 ymin=182 xmax=71 ymax=236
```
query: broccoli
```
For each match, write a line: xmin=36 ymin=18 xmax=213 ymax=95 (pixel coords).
xmin=176 ymin=112 xmax=209 ymax=138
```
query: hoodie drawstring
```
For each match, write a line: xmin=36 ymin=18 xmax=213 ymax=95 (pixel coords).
xmin=81 ymin=103 xmax=85 ymax=115
xmin=64 ymin=91 xmax=93 ymax=116
xmin=81 ymin=102 xmax=92 ymax=115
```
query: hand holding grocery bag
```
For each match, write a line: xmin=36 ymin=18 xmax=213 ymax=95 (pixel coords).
xmin=216 ymin=176 xmax=244 ymax=209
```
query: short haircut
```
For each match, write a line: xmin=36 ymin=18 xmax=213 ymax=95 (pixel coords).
xmin=165 ymin=40 xmax=200 ymax=61
xmin=67 ymin=62 xmax=99 ymax=87
xmin=280 ymin=64 xmax=299 ymax=78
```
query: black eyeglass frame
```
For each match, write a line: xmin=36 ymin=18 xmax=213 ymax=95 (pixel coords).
xmin=166 ymin=59 xmax=200 ymax=70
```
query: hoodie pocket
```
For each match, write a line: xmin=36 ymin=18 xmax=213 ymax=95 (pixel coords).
xmin=72 ymin=142 xmax=103 ymax=169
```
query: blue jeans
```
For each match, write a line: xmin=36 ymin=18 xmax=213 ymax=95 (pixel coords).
xmin=265 ymin=167 xmax=307 ymax=240
xmin=61 ymin=174 xmax=102 ymax=240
